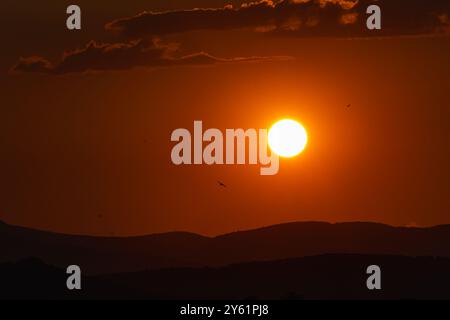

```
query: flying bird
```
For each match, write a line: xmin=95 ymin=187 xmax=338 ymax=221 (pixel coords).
xmin=217 ymin=181 xmax=227 ymax=188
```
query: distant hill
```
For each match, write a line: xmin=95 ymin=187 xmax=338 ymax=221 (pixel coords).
xmin=1 ymin=220 xmax=450 ymax=274
xmin=2 ymin=254 xmax=450 ymax=299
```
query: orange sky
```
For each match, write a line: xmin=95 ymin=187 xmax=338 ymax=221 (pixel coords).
xmin=1 ymin=0 xmax=450 ymax=236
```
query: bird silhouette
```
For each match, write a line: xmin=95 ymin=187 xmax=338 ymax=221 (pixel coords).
xmin=217 ymin=181 xmax=227 ymax=188
xmin=346 ymin=104 xmax=351 ymax=108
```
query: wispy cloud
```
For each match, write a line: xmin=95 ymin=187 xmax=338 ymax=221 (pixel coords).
xmin=11 ymin=39 xmax=284 ymax=75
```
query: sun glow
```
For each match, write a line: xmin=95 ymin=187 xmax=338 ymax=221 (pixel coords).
xmin=268 ymin=119 xmax=308 ymax=158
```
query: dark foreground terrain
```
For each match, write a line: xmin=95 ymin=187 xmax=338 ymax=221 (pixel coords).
xmin=1 ymin=254 xmax=450 ymax=300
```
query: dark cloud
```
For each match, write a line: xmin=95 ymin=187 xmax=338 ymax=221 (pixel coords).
xmin=13 ymin=0 xmax=449 ymax=74
xmin=105 ymin=0 xmax=450 ymax=38
xmin=11 ymin=39 xmax=282 ymax=74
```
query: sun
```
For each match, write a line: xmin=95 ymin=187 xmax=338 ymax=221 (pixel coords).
xmin=268 ymin=119 xmax=308 ymax=158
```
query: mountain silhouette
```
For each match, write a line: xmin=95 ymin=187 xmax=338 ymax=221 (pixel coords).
xmin=1 ymin=220 xmax=450 ymax=274
xmin=2 ymin=254 xmax=450 ymax=300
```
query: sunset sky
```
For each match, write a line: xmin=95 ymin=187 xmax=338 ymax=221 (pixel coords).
xmin=1 ymin=0 xmax=450 ymax=236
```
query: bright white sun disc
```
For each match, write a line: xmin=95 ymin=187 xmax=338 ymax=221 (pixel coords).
xmin=268 ymin=119 xmax=307 ymax=158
